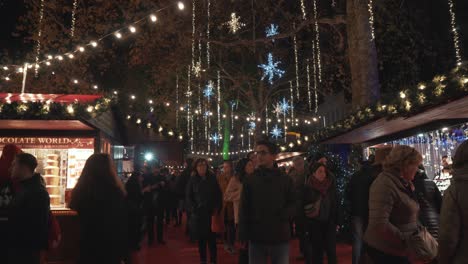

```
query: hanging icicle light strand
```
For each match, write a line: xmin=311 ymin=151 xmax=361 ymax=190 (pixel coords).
xmin=293 ymin=34 xmax=300 ymax=99
xmin=367 ymin=0 xmax=376 ymax=41
xmin=206 ymin=0 xmax=211 ymax=67
xmin=176 ymin=75 xmax=179 ymax=129
xmin=71 ymin=0 xmax=78 ymax=37
xmin=289 ymin=81 xmax=295 ymax=122
xmin=306 ymin=59 xmax=312 ymax=112
xmin=299 ymin=0 xmax=307 ymax=20
xmin=312 ymin=0 xmax=322 ymax=83
xmin=191 ymin=0 xmax=196 ymax=69
xmin=34 ymin=0 xmax=45 ymax=77
xmin=447 ymin=0 xmax=462 ymax=66
xmin=217 ymin=71 xmax=221 ymax=135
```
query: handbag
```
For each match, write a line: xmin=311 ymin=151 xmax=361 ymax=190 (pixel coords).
xmin=405 ymin=225 xmax=438 ymax=262
xmin=211 ymin=212 xmax=225 ymax=233
xmin=304 ymin=196 xmax=322 ymax=219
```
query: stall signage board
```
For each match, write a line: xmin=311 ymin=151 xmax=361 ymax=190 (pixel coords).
xmin=0 ymin=137 xmax=94 ymax=149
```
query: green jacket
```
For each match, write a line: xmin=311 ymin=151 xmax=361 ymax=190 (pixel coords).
xmin=438 ymin=166 xmax=468 ymax=264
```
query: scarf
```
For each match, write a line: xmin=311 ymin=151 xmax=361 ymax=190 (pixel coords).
xmin=308 ymin=175 xmax=332 ymax=196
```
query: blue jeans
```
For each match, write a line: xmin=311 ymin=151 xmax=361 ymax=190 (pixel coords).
xmin=249 ymin=242 xmax=289 ymax=264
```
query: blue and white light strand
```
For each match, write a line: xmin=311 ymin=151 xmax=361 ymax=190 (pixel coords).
xmin=270 ymin=125 xmax=283 ymax=139
xmin=203 ymin=81 xmax=214 ymax=99
xmin=266 ymin=24 xmax=279 ymax=40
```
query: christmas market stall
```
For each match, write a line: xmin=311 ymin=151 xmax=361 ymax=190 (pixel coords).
xmin=0 ymin=93 xmax=127 ymax=261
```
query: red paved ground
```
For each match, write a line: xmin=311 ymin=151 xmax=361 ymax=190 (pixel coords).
xmin=138 ymin=223 xmax=352 ymax=264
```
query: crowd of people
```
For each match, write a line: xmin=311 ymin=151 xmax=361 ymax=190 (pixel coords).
xmin=0 ymin=139 xmax=468 ymax=264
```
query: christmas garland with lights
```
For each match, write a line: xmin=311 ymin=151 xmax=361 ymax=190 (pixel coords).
xmin=0 ymin=97 xmax=113 ymax=121
xmin=310 ymin=63 xmax=468 ymax=143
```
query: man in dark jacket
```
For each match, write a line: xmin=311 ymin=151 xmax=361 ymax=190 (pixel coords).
xmin=347 ymin=147 xmax=391 ymax=264
xmin=239 ymin=140 xmax=296 ymax=263
xmin=8 ymin=153 xmax=50 ymax=264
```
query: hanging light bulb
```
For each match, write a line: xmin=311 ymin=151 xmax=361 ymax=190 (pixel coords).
xmin=129 ymin=26 xmax=136 ymax=33
xmin=93 ymin=85 xmax=98 ymax=89
xmin=115 ymin=32 xmax=122 ymax=39
xmin=149 ymin=99 xmax=153 ymax=104
xmin=3 ymin=66 xmax=8 ymax=70
xmin=136 ymin=118 xmax=141 ymax=124
xmin=130 ymin=95 xmax=136 ymax=100
xmin=113 ymin=90 xmax=118 ymax=95
xmin=45 ymin=61 xmax=51 ymax=66
xmin=27 ymin=64 xmax=33 ymax=69
xmin=17 ymin=67 xmax=23 ymax=73
xmin=5 ymin=77 xmax=10 ymax=81
xmin=178 ymin=2 xmax=185 ymax=10
xmin=47 ymin=55 xmax=53 ymax=60
xmin=68 ymin=54 xmax=74 ymax=59
xmin=78 ymin=46 xmax=85 ymax=52
xmin=73 ymin=79 xmax=79 ymax=84
xmin=90 ymin=41 xmax=98 ymax=47
xmin=57 ymin=55 xmax=64 ymax=61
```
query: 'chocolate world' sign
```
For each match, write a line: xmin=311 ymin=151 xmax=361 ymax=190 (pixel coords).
xmin=0 ymin=137 xmax=94 ymax=149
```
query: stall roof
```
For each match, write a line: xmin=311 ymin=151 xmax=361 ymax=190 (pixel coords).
xmin=0 ymin=93 xmax=102 ymax=103
xmin=323 ymin=95 xmax=468 ymax=144
xmin=0 ymin=120 xmax=94 ymax=131
xmin=276 ymin=152 xmax=305 ymax=161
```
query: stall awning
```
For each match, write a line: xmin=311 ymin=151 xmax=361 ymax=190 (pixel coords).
xmin=323 ymin=96 xmax=468 ymax=144
xmin=0 ymin=93 xmax=102 ymax=103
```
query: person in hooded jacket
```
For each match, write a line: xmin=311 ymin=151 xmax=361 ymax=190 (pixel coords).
xmin=8 ymin=153 xmax=50 ymax=264
xmin=301 ymin=162 xmax=339 ymax=264
xmin=0 ymin=144 xmax=22 ymax=258
xmin=186 ymin=158 xmax=222 ymax=264
xmin=439 ymin=140 xmax=468 ymax=264
xmin=412 ymin=165 xmax=442 ymax=239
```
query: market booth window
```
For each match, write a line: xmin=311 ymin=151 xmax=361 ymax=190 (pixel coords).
xmin=0 ymin=137 xmax=94 ymax=208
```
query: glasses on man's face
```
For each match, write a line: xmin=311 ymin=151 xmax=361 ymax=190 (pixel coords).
xmin=255 ymin=150 xmax=270 ymax=156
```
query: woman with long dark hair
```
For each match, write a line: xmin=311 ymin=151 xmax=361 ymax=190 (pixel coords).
xmin=186 ymin=158 xmax=222 ymax=264
xmin=301 ymin=162 xmax=338 ymax=264
xmin=70 ymin=153 xmax=128 ymax=264
xmin=225 ymin=158 xmax=254 ymax=227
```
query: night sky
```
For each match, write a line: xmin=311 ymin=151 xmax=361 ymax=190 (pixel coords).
xmin=0 ymin=1 xmax=26 ymax=59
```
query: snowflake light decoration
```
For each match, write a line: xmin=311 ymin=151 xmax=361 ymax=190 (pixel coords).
xmin=192 ymin=61 xmax=202 ymax=78
xmin=203 ymin=81 xmax=215 ymax=99
xmin=230 ymin=100 xmax=237 ymax=108
xmin=279 ymin=97 xmax=291 ymax=114
xmin=270 ymin=125 xmax=283 ymax=139
xmin=273 ymin=102 xmax=282 ymax=115
xmin=204 ymin=111 xmax=211 ymax=117
xmin=266 ymin=24 xmax=279 ymax=39
xmin=258 ymin=53 xmax=285 ymax=84
xmin=248 ymin=112 xmax=256 ymax=121
xmin=248 ymin=121 xmax=256 ymax=131
xmin=224 ymin=13 xmax=245 ymax=34
xmin=210 ymin=133 xmax=220 ymax=144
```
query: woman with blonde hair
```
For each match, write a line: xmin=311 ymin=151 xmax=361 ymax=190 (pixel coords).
xmin=364 ymin=145 xmax=423 ymax=264
xmin=70 ymin=153 xmax=128 ymax=264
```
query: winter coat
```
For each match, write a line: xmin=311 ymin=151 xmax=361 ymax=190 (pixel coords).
xmin=347 ymin=164 xmax=382 ymax=229
xmin=413 ymin=176 xmax=442 ymax=239
xmin=175 ymin=168 xmax=191 ymax=200
xmin=300 ymin=175 xmax=338 ymax=225
xmin=186 ymin=172 xmax=222 ymax=239
xmin=8 ymin=174 xmax=50 ymax=254
xmin=224 ymin=176 xmax=242 ymax=224
xmin=238 ymin=167 xmax=296 ymax=244
xmin=438 ymin=166 xmax=468 ymax=264
xmin=217 ymin=173 xmax=234 ymax=221
xmin=364 ymin=170 xmax=420 ymax=257
xmin=142 ymin=173 xmax=167 ymax=212
xmin=70 ymin=190 xmax=128 ymax=264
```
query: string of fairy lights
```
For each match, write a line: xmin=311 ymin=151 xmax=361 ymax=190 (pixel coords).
xmin=447 ymin=0 xmax=462 ymax=66
xmin=367 ymin=0 xmax=376 ymax=41
xmin=1 ymin=1 xmax=186 ymax=89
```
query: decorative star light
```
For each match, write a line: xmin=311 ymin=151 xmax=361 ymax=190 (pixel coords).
xmin=204 ymin=111 xmax=211 ymax=117
xmin=249 ymin=121 xmax=256 ymax=131
xmin=192 ymin=61 xmax=202 ymax=78
xmin=210 ymin=133 xmax=220 ymax=144
xmin=224 ymin=13 xmax=245 ymax=34
xmin=279 ymin=98 xmax=291 ymax=114
xmin=265 ymin=24 xmax=279 ymax=39
xmin=248 ymin=112 xmax=256 ymax=121
xmin=258 ymin=53 xmax=285 ymax=84
xmin=230 ymin=100 xmax=237 ymax=108
xmin=203 ymin=81 xmax=215 ymax=99
xmin=270 ymin=125 xmax=283 ymax=139
xmin=273 ymin=102 xmax=282 ymax=115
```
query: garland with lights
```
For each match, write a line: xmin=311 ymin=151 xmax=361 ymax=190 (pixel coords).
xmin=0 ymin=97 xmax=112 ymax=121
xmin=310 ymin=63 xmax=468 ymax=143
